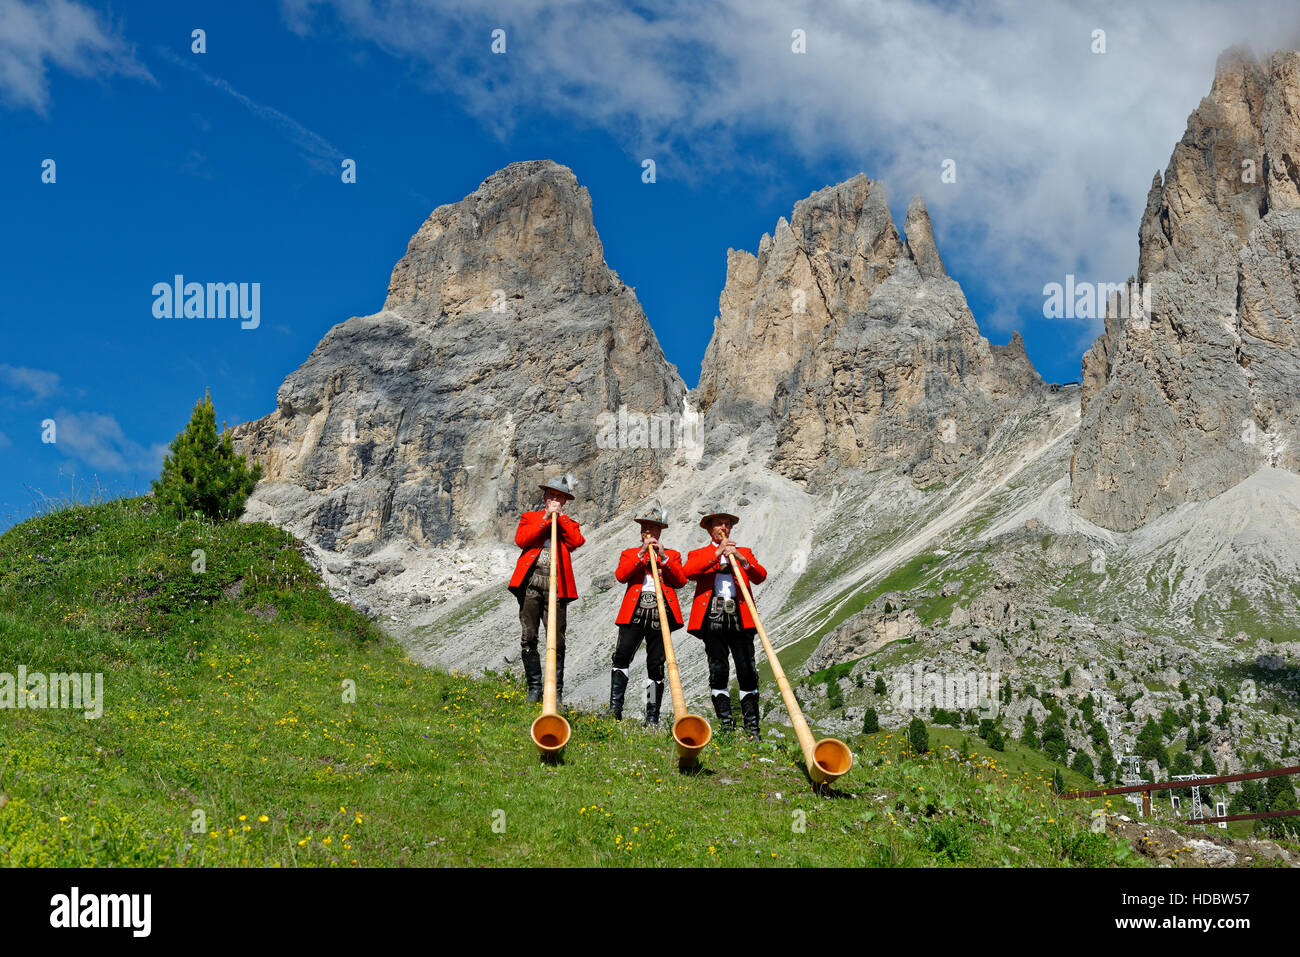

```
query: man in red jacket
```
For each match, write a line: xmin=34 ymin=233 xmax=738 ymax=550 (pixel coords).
xmin=683 ymin=508 xmax=768 ymax=739
xmin=508 ymin=474 xmax=584 ymax=703
xmin=609 ymin=500 xmax=687 ymax=726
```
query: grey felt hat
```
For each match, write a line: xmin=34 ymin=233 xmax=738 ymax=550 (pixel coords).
xmin=539 ymin=473 xmax=576 ymax=501
xmin=634 ymin=499 xmax=669 ymax=528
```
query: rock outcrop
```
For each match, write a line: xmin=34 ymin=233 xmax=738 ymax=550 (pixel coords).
xmin=232 ymin=160 xmax=686 ymax=553
xmin=695 ymin=176 xmax=1043 ymax=488
xmin=1072 ymin=48 xmax=1300 ymax=530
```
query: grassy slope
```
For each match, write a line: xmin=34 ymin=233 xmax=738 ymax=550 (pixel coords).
xmin=0 ymin=498 xmax=1142 ymax=867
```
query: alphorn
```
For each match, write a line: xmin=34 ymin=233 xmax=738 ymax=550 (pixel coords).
xmin=728 ymin=549 xmax=853 ymax=789
xmin=646 ymin=544 xmax=712 ymax=769
xmin=530 ymin=513 xmax=571 ymax=761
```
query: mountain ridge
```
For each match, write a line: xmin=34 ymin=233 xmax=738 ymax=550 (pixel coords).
xmin=229 ymin=48 xmax=1300 ymax=784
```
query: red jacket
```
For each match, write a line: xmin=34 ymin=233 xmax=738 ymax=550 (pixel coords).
xmin=509 ymin=511 xmax=585 ymax=600
xmin=614 ymin=546 xmax=687 ymax=630
xmin=683 ymin=544 xmax=767 ymax=633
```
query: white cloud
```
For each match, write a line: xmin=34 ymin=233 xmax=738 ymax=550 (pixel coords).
xmin=0 ymin=0 xmax=151 ymax=114
xmin=0 ymin=363 xmax=59 ymax=399
xmin=280 ymin=0 xmax=1300 ymax=348
xmin=48 ymin=410 xmax=166 ymax=474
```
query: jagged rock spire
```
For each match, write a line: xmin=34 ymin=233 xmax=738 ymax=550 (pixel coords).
xmin=904 ymin=194 xmax=945 ymax=280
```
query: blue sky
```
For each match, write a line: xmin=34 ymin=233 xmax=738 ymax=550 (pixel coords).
xmin=2 ymin=0 xmax=1298 ymax=529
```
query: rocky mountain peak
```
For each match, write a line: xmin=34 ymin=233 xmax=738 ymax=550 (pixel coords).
xmin=695 ymin=173 xmax=1042 ymax=488
xmin=1072 ymin=48 xmax=1300 ymax=531
xmin=233 ymin=160 xmax=685 ymax=554
xmin=384 ymin=160 xmax=614 ymax=322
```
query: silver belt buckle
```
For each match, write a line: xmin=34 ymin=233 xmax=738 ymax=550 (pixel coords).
xmin=639 ymin=591 xmax=657 ymax=608
xmin=723 ymin=598 xmax=737 ymax=615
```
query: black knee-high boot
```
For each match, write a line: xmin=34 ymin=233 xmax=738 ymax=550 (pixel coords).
xmin=740 ymin=693 xmax=761 ymax=741
xmin=644 ymin=679 xmax=665 ymax=726
xmin=522 ymin=647 xmax=542 ymax=703
xmin=712 ymin=691 xmax=735 ymax=732
xmin=608 ymin=669 xmax=628 ymax=719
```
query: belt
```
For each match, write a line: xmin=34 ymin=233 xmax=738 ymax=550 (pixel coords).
xmin=709 ymin=596 xmax=737 ymax=617
xmin=638 ymin=591 xmax=658 ymax=609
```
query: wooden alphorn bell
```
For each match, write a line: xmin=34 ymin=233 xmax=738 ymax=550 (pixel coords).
xmin=728 ymin=547 xmax=852 ymax=790
xmin=530 ymin=513 xmax=571 ymax=761
xmin=646 ymin=544 xmax=712 ymax=769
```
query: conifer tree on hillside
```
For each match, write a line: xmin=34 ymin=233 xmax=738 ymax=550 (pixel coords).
xmin=153 ymin=390 xmax=263 ymax=521
xmin=907 ymin=717 xmax=929 ymax=754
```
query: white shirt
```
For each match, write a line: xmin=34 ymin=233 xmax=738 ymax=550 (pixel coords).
xmin=714 ymin=554 xmax=736 ymax=599
xmin=641 ymin=549 xmax=662 ymax=588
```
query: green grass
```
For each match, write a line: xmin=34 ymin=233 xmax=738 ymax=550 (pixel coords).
xmin=767 ymin=551 xmax=951 ymax=683
xmin=0 ymin=498 xmax=1147 ymax=866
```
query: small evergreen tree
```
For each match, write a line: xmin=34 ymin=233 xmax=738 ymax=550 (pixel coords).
xmin=987 ymin=726 xmax=1005 ymax=752
xmin=862 ymin=707 xmax=879 ymax=734
xmin=1040 ymin=715 xmax=1068 ymax=763
xmin=1071 ymin=750 xmax=1094 ymax=779
xmin=1098 ymin=749 xmax=1116 ymax=783
xmin=1021 ymin=712 xmax=1040 ymax=749
xmin=907 ymin=717 xmax=929 ymax=754
xmin=1198 ymin=750 xmax=1216 ymax=776
xmin=153 ymin=390 xmax=262 ymax=521
xmin=873 ymin=675 xmax=887 ymax=695
xmin=825 ymin=677 xmax=844 ymax=711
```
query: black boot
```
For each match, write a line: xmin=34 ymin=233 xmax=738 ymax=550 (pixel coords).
xmin=712 ymin=692 xmax=735 ymax=732
xmin=644 ymin=679 xmax=665 ymax=727
xmin=608 ymin=669 xmax=628 ymax=720
xmin=523 ymin=647 xmax=542 ymax=703
xmin=740 ymin=693 xmax=761 ymax=741
xmin=555 ymin=649 xmax=565 ymax=705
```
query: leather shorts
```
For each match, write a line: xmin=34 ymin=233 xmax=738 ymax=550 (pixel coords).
xmin=632 ymin=589 xmax=660 ymax=629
